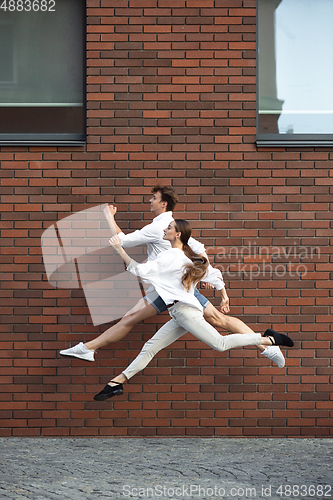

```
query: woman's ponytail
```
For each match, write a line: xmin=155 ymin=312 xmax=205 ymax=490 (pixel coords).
xmin=174 ymin=220 xmax=209 ymax=291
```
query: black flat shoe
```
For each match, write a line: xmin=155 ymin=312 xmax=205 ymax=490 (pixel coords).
xmin=264 ymin=328 xmax=294 ymax=347
xmin=93 ymin=382 xmax=124 ymax=401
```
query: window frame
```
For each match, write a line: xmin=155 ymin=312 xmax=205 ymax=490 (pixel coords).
xmin=0 ymin=1 xmax=86 ymax=146
xmin=256 ymin=0 xmax=333 ymax=147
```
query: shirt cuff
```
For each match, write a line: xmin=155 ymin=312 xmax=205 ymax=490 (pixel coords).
xmin=118 ymin=231 xmax=126 ymax=243
xmin=126 ymin=259 xmax=138 ymax=272
xmin=214 ymin=278 xmax=225 ymax=291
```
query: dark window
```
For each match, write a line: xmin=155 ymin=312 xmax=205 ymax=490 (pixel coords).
xmin=257 ymin=0 xmax=333 ymax=146
xmin=0 ymin=0 xmax=85 ymax=144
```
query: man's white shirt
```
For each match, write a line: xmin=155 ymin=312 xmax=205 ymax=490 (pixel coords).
xmin=118 ymin=212 xmax=205 ymax=259
xmin=118 ymin=211 xmax=224 ymax=290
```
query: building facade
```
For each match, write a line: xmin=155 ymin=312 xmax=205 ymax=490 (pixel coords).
xmin=0 ymin=0 xmax=332 ymax=437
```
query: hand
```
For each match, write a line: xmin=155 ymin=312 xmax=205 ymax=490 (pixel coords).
xmin=220 ymin=297 xmax=230 ymax=314
xmin=201 ymin=282 xmax=215 ymax=290
xmin=109 ymin=235 xmax=123 ymax=254
xmin=103 ymin=204 xmax=117 ymax=219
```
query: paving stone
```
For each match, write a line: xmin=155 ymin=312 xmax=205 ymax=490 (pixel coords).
xmin=0 ymin=438 xmax=332 ymax=499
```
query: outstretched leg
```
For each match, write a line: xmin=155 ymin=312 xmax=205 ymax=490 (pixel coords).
xmin=202 ymin=302 xmax=285 ymax=367
xmin=95 ymin=312 xmax=262 ymax=400
xmin=85 ymin=299 xmax=157 ymax=351
xmin=94 ymin=318 xmax=186 ymax=399
xmin=203 ymin=302 xmax=264 ymax=348
xmin=94 ymin=304 xmax=293 ymax=400
xmin=60 ymin=298 xmax=158 ymax=361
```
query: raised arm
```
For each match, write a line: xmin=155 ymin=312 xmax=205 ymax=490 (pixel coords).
xmin=103 ymin=205 xmax=122 ymax=236
xmin=200 ymin=251 xmax=230 ymax=314
xmin=109 ymin=235 xmax=132 ymax=266
xmin=188 ymin=237 xmax=230 ymax=314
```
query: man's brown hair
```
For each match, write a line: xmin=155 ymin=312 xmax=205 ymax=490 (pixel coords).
xmin=151 ymin=185 xmax=178 ymax=212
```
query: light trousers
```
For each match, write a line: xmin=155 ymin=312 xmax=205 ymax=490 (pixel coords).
xmin=122 ymin=302 xmax=262 ymax=380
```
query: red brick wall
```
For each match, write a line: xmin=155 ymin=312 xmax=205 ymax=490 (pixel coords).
xmin=1 ymin=0 xmax=332 ymax=438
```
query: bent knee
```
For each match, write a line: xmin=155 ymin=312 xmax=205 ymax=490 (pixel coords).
xmin=203 ymin=309 xmax=227 ymax=328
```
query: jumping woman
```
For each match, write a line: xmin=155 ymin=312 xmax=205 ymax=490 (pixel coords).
xmin=94 ymin=220 xmax=294 ymax=401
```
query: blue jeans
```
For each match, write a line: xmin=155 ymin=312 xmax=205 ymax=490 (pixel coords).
xmin=143 ymin=286 xmax=209 ymax=314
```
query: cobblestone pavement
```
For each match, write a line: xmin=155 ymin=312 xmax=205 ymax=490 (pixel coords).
xmin=0 ymin=438 xmax=332 ymax=500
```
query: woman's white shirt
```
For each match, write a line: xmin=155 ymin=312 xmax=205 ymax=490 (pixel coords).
xmin=127 ymin=248 xmax=203 ymax=311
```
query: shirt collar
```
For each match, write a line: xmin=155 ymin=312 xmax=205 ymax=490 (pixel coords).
xmin=153 ymin=211 xmax=174 ymax=223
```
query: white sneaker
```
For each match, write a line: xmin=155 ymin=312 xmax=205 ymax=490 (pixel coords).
xmin=59 ymin=342 xmax=95 ymax=362
xmin=261 ymin=346 xmax=285 ymax=368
